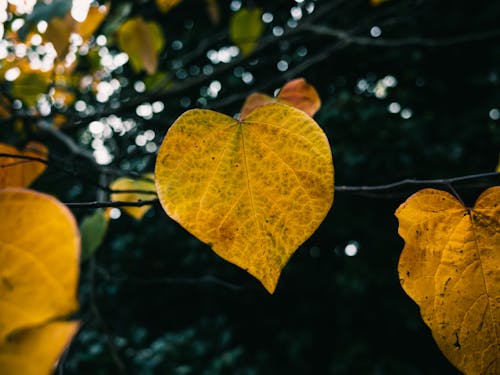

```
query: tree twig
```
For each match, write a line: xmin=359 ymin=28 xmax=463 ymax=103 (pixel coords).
xmin=302 ymin=25 xmax=500 ymax=48
xmin=96 ymin=264 xmax=244 ymax=291
xmin=61 ymin=172 xmax=499 ymax=208
xmin=65 ymin=199 xmax=159 ymax=208
xmin=335 ymin=172 xmax=499 ymax=192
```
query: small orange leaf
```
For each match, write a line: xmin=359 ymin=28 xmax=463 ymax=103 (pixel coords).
xmin=155 ymin=104 xmax=334 ymax=293
xmin=0 ymin=188 xmax=80 ymax=341
xmin=396 ymin=187 xmax=500 ymax=374
xmin=117 ymin=17 xmax=165 ymax=75
xmin=239 ymin=93 xmax=274 ymax=119
xmin=240 ymin=78 xmax=321 ymax=119
xmin=0 ymin=141 xmax=48 ymax=188
xmin=0 ymin=321 xmax=79 ymax=375
xmin=110 ymin=173 xmax=156 ymax=220
xmin=277 ymin=78 xmax=321 ymax=117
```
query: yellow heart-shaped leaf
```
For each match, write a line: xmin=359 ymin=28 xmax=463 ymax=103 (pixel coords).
xmin=155 ymin=104 xmax=334 ymax=293
xmin=396 ymin=187 xmax=499 ymax=374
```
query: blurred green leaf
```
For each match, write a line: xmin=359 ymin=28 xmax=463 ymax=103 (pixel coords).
xmin=80 ymin=209 xmax=108 ymax=260
xmin=229 ymin=8 xmax=264 ymax=56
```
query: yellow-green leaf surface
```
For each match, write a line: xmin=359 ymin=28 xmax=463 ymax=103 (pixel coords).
xmin=0 ymin=321 xmax=79 ymax=375
xmin=155 ymin=104 xmax=334 ymax=293
xmin=229 ymin=8 xmax=264 ymax=56
xmin=0 ymin=141 xmax=48 ymax=188
xmin=110 ymin=173 xmax=156 ymax=220
xmin=11 ymin=71 xmax=51 ymax=107
xmin=0 ymin=188 xmax=80 ymax=341
xmin=240 ymin=78 xmax=321 ymax=119
xmin=117 ymin=17 xmax=165 ymax=75
xmin=396 ymin=187 xmax=499 ymax=374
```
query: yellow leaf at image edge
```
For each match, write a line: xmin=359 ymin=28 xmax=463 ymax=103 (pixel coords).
xmin=110 ymin=173 xmax=156 ymax=220
xmin=396 ymin=187 xmax=499 ymax=374
xmin=0 ymin=188 xmax=80 ymax=341
xmin=155 ymin=104 xmax=334 ymax=293
xmin=0 ymin=141 xmax=48 ymax=188
xmin=0 ymin=321 xmax=79 ymax=375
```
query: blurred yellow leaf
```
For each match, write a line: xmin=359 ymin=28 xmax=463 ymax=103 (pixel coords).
xmin=155 ymin=0 xmax=182 ymax=13
xmin=396 ymin=187 xmax=500 ymax=374
xmin=0 ymin=187 xmax=80 ymax=341
xmin=74 ymin=3 xmax=109 ymax=41
xmin=0 ymin=321 xmax=79 ymax=375
xmin=43 ymin=3 xmax=109 ymax=58
xmin=117 ymin=17 xmax=165 ymax=75
xmin=229 ymin=8 xmax=264 ymax=56
xmin=110 ymin=173 xmax=156 ymax=219
xmin=240 ymin=78 xmax=321 ymax=119
xmin=0 ymin=141 xmax=48 ymax=188
xmin=155 ymin=104 xmax=334 ymax=293
xmin=44 ymin=15 xmax=73 ymax=57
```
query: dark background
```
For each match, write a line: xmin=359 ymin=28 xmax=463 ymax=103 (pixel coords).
xmin=3 ymin=0 xmax=500 ymax=373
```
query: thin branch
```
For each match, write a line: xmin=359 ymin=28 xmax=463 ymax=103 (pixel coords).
xmin=0 ymin=153 xmax=156 ymax=195
xmin=36 ymin=121 xmax=95 ymax=161
xmin=62 ymin=172 xmax=499 ymax=208
xmin=211 ymin=40 xmax=349 ymax=110
xmin=0 ymin=153 xmax=49 ymax=165
xmin=302 ymin=25 xmax=500 ymax=48
xmin=335 ymin=172 xmax=499 ymax=192
xmin=64 ymin=198 xmax=158 ymax=208
xmin=96 ymin=265 xmax=244 ymax=292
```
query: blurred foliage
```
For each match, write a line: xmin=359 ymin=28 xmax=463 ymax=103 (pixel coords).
xmin=1 ymin=0 xmax=499 ymax=373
